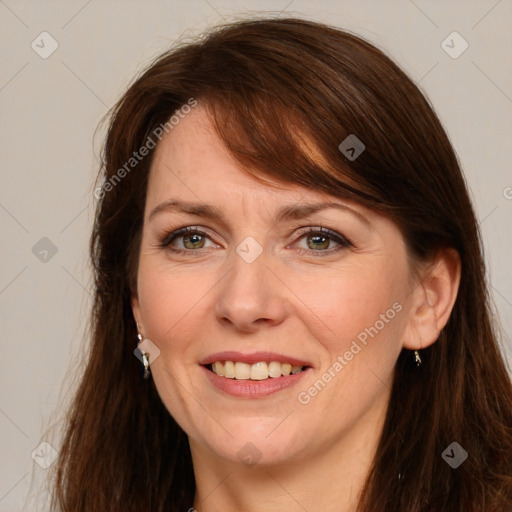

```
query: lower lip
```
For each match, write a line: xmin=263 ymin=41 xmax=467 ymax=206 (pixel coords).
xmin=201 ymin=366 xmax=310 ymax=398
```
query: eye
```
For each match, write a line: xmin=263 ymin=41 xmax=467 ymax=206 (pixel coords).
xmin=159 ymin=225 xmax=352 ymax=257
xmin=160 ymin=226 xmax=218 ymax=253
xmin=292 ymin=227 xmax=352 ymax=256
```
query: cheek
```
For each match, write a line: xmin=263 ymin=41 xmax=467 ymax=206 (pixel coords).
xmin=295 ymin=270 xmax=406 ymax=416
xmin=136 ymin=259 xmax=212 ymax=351
xmin=297 ymin=262 xmax=404 ymax=352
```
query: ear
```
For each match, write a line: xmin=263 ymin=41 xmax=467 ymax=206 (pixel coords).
xmin=402 ymin=247 xmax=461 ymax=350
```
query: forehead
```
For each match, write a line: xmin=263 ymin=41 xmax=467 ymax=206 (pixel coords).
xmin=147 ymin=105 xmax=325 ymax=206
xmin=144 ymin=104 xmax=385 ymax=231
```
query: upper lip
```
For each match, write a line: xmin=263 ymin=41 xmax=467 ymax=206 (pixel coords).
xmin=199 ymin=351 xmax=312 ymax=367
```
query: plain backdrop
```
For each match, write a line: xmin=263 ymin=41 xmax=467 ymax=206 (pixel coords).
xmin=0 ymin=0 xmax=511 ymax=509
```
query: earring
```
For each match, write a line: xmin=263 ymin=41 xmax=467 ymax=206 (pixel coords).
xmin=414 ymin=349 xmax=422 ymax=367
xmin=137 ymin=332 xmax=151 ymax=379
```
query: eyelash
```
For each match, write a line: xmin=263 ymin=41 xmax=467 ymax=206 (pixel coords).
xmin=159 ymin=225 xmax=353 ymax=257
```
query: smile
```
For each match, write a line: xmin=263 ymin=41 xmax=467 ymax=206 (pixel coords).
xmin=200 ymin=351 xmax=312 ymax=397
xmin=209 ymin=360 xmax=305 ymax=380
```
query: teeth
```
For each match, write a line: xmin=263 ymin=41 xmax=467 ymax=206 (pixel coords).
xmin=210 ymin=360 xmax=305 ymax=380
xmin=213 ymin=361 xmax=224 ymax=377
xmin=224 ymin=360 xmax=236 ymax=378
xmin=235 ymin=362 xmax=251 ymax=380
xmin=281 ymin=363 xmax=292 ymax=376
xmin=268 ymin=361 xmax=282 ymax=378
xmin=250 ymin=362 xmax=268 ymax=380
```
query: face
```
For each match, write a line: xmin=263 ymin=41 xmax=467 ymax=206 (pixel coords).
xmin=132 ymin=104 xmax=419 ymax=467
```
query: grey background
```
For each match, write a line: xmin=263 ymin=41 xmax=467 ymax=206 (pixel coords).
xmin=1 ymin=0 xmax=511 ymax=509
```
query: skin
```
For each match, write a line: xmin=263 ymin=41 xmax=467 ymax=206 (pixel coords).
xmin=132 ymin=104 xmax=461 ymax=511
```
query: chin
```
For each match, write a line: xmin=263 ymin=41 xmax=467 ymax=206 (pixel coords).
xmin=196 ymin=423 xmax=308 ymax=468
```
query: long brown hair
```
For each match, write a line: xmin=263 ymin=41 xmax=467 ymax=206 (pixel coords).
xmin=51 ymin=17 xmax=512 ymax=511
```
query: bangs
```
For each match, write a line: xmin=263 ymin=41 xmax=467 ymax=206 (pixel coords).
xmin=202 ymin=90 xmax=383 ymax=208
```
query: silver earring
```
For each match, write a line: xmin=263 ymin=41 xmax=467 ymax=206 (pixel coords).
xmin=414 ymin=349 xmax=422 ymax=367
xmin=137 ymin=332 xmax=151 ymax=379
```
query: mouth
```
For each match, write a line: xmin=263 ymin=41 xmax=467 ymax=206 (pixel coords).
xmin=199 ymin=351 xmax=312 ymax=397
xmin=206 ymin=360 xmax=308 ymax=380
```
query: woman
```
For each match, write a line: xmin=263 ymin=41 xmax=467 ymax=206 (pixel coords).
xmin=51 ymin=17 xmax=512 ymax=511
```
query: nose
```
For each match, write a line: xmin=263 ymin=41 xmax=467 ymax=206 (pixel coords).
xmin=214 ymin=248 xmax=288 ymax=333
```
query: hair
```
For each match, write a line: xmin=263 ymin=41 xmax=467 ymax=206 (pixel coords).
xmin=51 ymin=16 xmax=512 ymax=512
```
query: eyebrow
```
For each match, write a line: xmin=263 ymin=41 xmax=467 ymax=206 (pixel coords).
xmin=148 ymin=199 xmax=372 ymax=229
